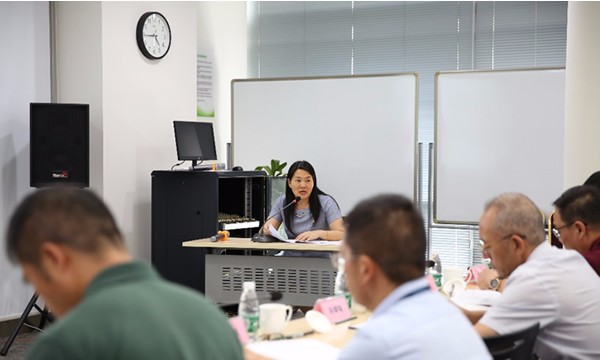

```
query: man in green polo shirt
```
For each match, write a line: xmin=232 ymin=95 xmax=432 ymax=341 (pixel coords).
xmin=6 ymin=187 xmax=243 ymax=360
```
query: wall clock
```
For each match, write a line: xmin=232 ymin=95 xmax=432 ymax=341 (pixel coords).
xmin=136 ymin=11 xmax=171 ymax=60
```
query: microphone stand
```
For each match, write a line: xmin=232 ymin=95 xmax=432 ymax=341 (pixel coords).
xmin=251 ymin=196 xmax=300 ymax=243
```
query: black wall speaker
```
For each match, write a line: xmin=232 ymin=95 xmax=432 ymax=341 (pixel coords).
xmin=30 ymin=103 xmax=90 ymax=188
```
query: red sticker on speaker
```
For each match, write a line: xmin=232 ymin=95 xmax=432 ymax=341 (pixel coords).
xmin=52 ymin=170 xmax=69 ymax=179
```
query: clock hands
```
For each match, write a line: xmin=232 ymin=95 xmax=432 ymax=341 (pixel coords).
xmin=143 ymin=33 xmax=160 ymax=47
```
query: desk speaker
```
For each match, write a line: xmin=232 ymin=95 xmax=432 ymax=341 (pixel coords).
xmin=30 ymin=103 xmax=89 ymax=188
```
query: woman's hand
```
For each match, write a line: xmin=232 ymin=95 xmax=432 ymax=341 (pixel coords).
xmin=295 ymin=230 xmax=323 ymax=242
xmin=261 ymin=219 xmax=281 ymax=236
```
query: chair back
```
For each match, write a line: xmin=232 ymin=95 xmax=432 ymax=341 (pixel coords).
xmin=547 ymin=211 xmax=563 ymax=249
xmin=483 ymin=323 xmax=540 ymax=360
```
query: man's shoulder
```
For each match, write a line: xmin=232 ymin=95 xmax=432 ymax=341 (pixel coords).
xmin=583 ymin=246 xmax=600 ymax=276
xmin=27 ymin=281 xmax=241 ymax=360
xmin=371 ymin=290 xmax=474 ymax=335
xmin=346 ymin=292 xmax=488 ymax=359
xmin=26 ymin=316 xmax=89 ymax=360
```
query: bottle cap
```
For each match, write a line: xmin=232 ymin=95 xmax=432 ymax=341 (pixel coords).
xmin=243 ymin=281 xmax=256 ymax=291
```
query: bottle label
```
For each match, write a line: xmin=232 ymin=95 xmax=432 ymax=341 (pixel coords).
xmin=344 ymin=292 xmax=352 ymax=309
xmin=243 ymin=313 xmax=259 ymax=334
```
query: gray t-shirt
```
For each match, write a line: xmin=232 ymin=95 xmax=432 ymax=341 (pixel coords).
xmin=269 ymin=194 xmax=342 ymax=257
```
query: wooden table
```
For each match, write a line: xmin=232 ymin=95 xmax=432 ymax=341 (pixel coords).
xmin=183 ymin=237 xmax=341 ymax=252
xmin=280 ymin=312 xmax=370 ymax=348
xmin=183 ymin=237 xmax=341 ymax=306
xmin=244 ymin=312 xmax=371 ymax=360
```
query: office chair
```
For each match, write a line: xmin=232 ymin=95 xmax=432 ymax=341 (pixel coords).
xmin=0 ymin=293 xmax=53 ymax=356
xmin=547 ymin=210 xmax=563 ymax=249
xmin=483 ymin=322 xmax=540 ymax=360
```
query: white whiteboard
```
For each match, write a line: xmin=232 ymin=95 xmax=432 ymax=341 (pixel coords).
xmin=232 ymin=74 xmax=418 ymax=214
xmin=434 ymin=68 xmax=565 ymax=224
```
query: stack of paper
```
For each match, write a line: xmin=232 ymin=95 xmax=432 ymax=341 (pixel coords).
xmin=247 ymin=339 xmax=340 ymax=360
xmin=451 ymin=289 xmax=501 ymax=312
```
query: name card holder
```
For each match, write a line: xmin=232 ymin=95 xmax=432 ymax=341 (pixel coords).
xmin=228 ymin=316 xmax=249 ymax=345
xmin=313 ymin=295 xmax=352 ymax=324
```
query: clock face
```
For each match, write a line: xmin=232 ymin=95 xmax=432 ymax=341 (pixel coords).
xmin=136 ymin=12 xmax=171 ymax=60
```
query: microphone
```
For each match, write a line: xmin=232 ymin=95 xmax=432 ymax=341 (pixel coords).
xmin=210 ymin=230 xmax=230 ymax=242
xmin=252 ymin=196 xmax=301 ymax=243
xmin=218 ymin=291 xmax=284 ymax=308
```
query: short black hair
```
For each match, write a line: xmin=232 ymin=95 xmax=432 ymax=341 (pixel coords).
xmin=553 ymin=185 xmax=600 ymax=230
xmin=345 ymin=193 xmax=425 ymax=285
xmin=6 ymin=187 xmax=124 ymax=264
xmin=584 ymin=171 xmax=600 ymax=190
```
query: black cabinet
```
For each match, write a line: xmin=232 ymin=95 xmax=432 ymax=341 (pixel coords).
xmin=151 ymin=170 xmax=267 ymax=293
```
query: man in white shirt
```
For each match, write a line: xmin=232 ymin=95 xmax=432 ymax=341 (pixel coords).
xmin=338 ymin=194 xmax=490 ymax=360
xmin=467 ymin=193 xmax=600 ymax=360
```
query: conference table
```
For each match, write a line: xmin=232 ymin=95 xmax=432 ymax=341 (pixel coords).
xmin=183 ymin=237 xmax=341 ymax=306
xmin=245 ymin=311 xmax=371 ymax=360
xmin=280 ymin=311 xmax=370 ymax=347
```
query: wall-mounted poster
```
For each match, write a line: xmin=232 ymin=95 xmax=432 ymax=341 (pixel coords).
xmin=197 ymin=48 xmax=214 ymax=117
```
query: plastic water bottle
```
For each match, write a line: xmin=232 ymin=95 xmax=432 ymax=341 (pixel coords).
xmin=334 ymin=259 xmax=352 ymax=309
xmin=238 ymin=281 xmax=260 ymax=341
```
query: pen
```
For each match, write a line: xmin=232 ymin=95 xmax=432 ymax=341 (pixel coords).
xmin=335 ymin=316 xmax=357 ymax=325
xmin=283 ymin=330 xmax=315 ymax=339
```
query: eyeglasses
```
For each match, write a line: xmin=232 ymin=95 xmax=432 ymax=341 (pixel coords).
xmin=479 ymin=233 xmax=525 ymax=252
xmin=552 ymin=222 xmax=574 ymax=240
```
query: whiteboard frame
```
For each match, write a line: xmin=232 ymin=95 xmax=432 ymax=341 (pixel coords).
xmin=433 ymin=67 xmax=565 ymax=225
xmin=231 ymin=73 xmax=419 ymax=214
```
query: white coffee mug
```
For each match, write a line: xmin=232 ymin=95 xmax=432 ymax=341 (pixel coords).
xmin=259 ymin=303 xmax=293 ymax=335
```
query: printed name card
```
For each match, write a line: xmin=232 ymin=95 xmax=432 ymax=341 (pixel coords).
xmin=313 ymin=296 xmax=352 ymax=324
xmin=228 ymin=316 xmax=249 ymax=345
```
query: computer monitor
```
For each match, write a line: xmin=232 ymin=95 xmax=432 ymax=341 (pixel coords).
xmin=173 ymin=121 xmax=217 ymax=167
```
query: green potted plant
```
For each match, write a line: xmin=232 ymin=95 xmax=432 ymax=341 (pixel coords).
xmin=255 ymin=159 xmax=288 ymax=210
xmin=255 ymin=159 xmax=287 ymax=177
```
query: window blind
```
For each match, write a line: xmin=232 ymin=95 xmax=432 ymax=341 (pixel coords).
xmin=247 ymin=1 xmax=567 ymax=270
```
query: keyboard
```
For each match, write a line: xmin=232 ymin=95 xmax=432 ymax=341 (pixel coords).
xmin=218 ymin=213 xmax=260 ymax=231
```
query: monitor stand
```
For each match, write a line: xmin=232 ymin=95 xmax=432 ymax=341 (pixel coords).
xmin=190 ymin=160 xmax=213 ymax=171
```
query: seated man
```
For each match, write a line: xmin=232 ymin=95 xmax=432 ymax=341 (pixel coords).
xmin=468 ymin=193 xmax=600 ymax=359
xmin=5 ymin=188 xmax=243 ymax=360
xmin=553 ymin=185 xmax=600 ymax=275
xmin=339 ymin=194 xmax=490 ymax=359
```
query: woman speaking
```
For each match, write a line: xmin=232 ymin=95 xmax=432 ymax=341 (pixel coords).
xmin=263 ymin=160 xmax=344 ymax=256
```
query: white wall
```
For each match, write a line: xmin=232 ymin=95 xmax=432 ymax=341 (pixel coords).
xmin=55 ymin=2 xmax=104 ymax=192
xmin=564 ymin=2 xmax=600 ymax=188
xmin=0 ymin=2 xmax=49 ymax=321
xmin=101 ymin=2 xmax=198 ymax=259
xmin=197 ymin=2 xmax=247 ymax=165
xmin=0 ymin=0 xmax=246 ymax=321
xmin=55 ymin=1 xmax=198 ymax=261
xmin=54 ymin=1 xmax=247 ymax=262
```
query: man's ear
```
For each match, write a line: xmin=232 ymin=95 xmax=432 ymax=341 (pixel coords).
xmin=357 ymin=255 xmax=376 ymax=283
xmin=574 ymin=220 xmax=587 ymax=239
xmin=510 ymin=234 xmax=529 ymax=261
xmin=39 ymin=242 xmax=71 ymax=275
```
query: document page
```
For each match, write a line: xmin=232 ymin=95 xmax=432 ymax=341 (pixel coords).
xmin=267 ymin=224 xmax=296 ymax=243
xmin=267 ymin=225 xmax=341 ymax=245
xmin=451 ymin=289 xmax=501 ymax=312
xmin=247 ymin=339 xmax=340 ymax=360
